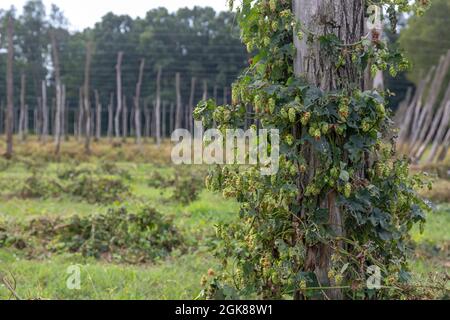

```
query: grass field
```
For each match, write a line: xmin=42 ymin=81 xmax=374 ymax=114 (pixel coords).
xmin=0 ymin=139 xmax=448 ymax=300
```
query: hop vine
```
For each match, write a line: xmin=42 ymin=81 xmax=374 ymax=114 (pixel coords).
xmin=195 ymin=0 xmax=433 ymax=300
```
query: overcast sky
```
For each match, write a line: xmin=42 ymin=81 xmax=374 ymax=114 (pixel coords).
xmin=1 ymin=0 xmax=229 ymax=31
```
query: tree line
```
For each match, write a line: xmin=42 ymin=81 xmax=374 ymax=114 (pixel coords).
xmin=0 ymin=0 xmax=248 ymax=155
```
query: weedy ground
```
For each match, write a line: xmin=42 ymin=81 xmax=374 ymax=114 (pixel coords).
xmin=0 ymin=138 xmax=448 ymax=299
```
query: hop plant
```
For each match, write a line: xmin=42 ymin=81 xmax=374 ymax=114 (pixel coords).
xmin=300 ymin=112 xmax=311 ymax=126
xmin=288 ymin=108 xmax=297 ymax=123
xmin=269 ymin=0 xmax=276 ymax=12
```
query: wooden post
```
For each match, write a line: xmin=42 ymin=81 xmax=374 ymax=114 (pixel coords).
xmin=51 ymin=31 xmax=63 ymax=155
xmin=151 ymin=101 xmax=156 ymax=138
xmin=77 ymin=88 xmax=84 ymax=141
xmin=95 ymin=90 xmax=101 ymax=141
xmin=293 ymin=0 xmax=366 ymax=300
xmin=24 ymin=104 xmax=29 ymax=139
xmin=175 ymin=73 xmax=182 ymax=129
xmin=41 ymin=80 xmax=48 ymax=143
xmin=169 ymin=103 xmax=175 ymax=134
xmin=5 ymin=15 xmax=14 ymax=158
xmin=19 ymin=74 xmax=26 ymax=142
xmin=83 ymin=41 xmax=93 ymax=154
xmin=108 ymin=93 xmax=114 ymax=142
xmin=115 ymin=52 xmax=124 ymax=139
xmin=73 ymin=109 xmax=78 ymax=137
xmin=162 ymin=101 xmax=167 ymax=139
xmin=155 ymin=66 xmax=162 ymax=146
xmin=62 ymin=85 xmax=67 ymax=141
xmin=202 ymin=80 xmax=208 ymax=101
xmin=0 ymin=101 xmax=4 ymax=135
xmin=34 ymin=107 xmax=38 ymax=135
xmin=122 ymin=95 xmax=128 ymax=142
xmin=144 ymin=100 xmax=150 ymax=140
xmin=437 ymin=128 xmax=450 ymax=162
xmin=36 ymin=98 xmax=42 ymax=137
xmin=134 ymin=58 xmax=145 ymax=145
xmin=188 ymin=77 xmax=197 ymax=131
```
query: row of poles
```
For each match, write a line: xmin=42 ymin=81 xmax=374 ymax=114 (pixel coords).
xmin=1 ymin=15 xmax=237 ymax=157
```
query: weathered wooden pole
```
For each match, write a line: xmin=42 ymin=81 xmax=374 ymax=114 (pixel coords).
xmin=188 ymin=77 xmax=197 ymax=132
xmin=134 ymin=58 xmax=145 ymax=145
xmin=83 ymin=41 xmax=93 ymax=154
xmin=41 ymin=80 xmax=48 ymax=144
xmin=169 ymin=103 xmax=175 ymax=134
xmin=293 ymin=0 xmax=366 ymax=300
xmin=155 ymin=66 xmax=162 ymax=146
xmin=202 ymin=80 xmax=208 ymax=101
xmin=61 ymin=85 xmax=66 ymax=141
xmin=5 ymin=15 xmax=14 ymax=158
xmin=437 ymin=128 xmax=450 ymax=162
xmin=122 ymin=95 xmax=128 ymax=142
xmin=77 ymin=88 xmax=84 ymax=141
xmin=24 ymin=103 xmax=29 ymax=139
xmin=175 ymin=73 xmax=182 ymax=129
xmin=115 ymin=52 xmax=124 ymax=139
xmin=107 ymin=93 xmax=114 ymax=142
xmin=94 ymin=90 xmax=101 ymax=141
xmin=19 ymin=74 xmax=26 ymax=142
xmin=144 ymin=99 xmax=150 ymax=141
xmin=51 ymin=31 xmax=63 ymax=155
xmin=162 ymin=101 xmax=167 ymax=139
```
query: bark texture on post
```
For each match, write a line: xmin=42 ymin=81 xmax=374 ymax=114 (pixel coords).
xmin=293 ymin=0 xmax=366 ymax=300
xmin=5 ymin=15 xmax=14 ymax=159
xmin=294 ymin=0 xmax=366 ymax=91
xmin=115 ymin=52 xmax=124 ymax=139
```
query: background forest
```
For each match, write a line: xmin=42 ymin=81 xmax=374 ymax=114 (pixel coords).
xmin=0 ymin=0 xmax=448 ymax=300
xmin=0 ymin=1 xmax=247 ymax=136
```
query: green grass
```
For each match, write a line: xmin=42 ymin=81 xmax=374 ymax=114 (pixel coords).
xmin=0 ymin=198 xmax=104 ymax=220
xmin=0 ymin=250 xmax=218 ymax=300
xmin=411 ymin=204 xmax=450 ymax=245
xmin=409 ymin=204 xmax=449 ymax=281
xmin=0 ymin=157 xmax=448 ymax=300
